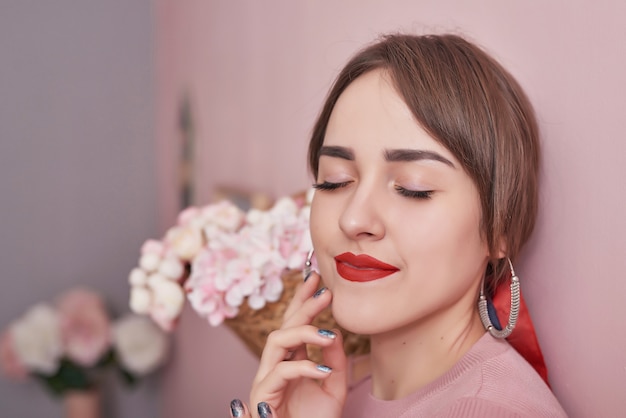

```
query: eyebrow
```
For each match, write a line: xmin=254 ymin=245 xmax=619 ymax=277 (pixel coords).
xmin=385 ymin=149 xmax=456 ymax=168
xmin=319 ymin=146 xmax=354 ymax=160
xmin=320 ymin=145 xmax=455 ymax=168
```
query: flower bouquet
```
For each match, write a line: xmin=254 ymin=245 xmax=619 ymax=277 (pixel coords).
xmin=128 ymin=191 xmax=369 ymax=362
xmin=0 ymin=288 xmax=169 ymax=397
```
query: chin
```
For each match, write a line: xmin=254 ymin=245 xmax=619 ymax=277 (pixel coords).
xmin=331 ymin=296 xmax=382 ymax=336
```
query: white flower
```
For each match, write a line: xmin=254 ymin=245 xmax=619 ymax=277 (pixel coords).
xmin=158 ymin=257 xmax=185 ymax=280
xmin=129 ymin=286 xmax=152 ymax=314
xmin=270 ymin=197 xmax=298 ymax=217
xmin=150 ymin=279 xmax=185 ymax=320
xmin=202 ymin=200 xmax=245 ymax=232
xmin=247 ymin=292 xmax=266 ymax=310
xmin=139 ymin=252 xmax=161 ymax=272
xmin=112 ymin=315 xmax=169 ymax=376
xmin=10 ymin=304 xmax=63 ymax=375
xmin=165 ymin=226 xmax=204 ymax=261
xmin=128 ymin=268 xmax=148 ymax=286
xmin=245 ymin=208 xmax=264 ymax=225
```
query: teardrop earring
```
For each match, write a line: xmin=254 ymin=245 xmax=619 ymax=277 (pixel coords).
xmin=478 ymin=258 xmax=520 ymax=339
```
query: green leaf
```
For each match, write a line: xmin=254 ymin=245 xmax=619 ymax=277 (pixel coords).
xmin=34 ymin=358 xmax=92 ymax=397
xmin=118 ymin=367 xmax=138 ymax=388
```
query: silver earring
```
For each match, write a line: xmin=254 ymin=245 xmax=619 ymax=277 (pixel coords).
xmin=303 ymin=249 xmax=314 ymax=281
xmin=478 ymin=258 xmax=520 ymax=339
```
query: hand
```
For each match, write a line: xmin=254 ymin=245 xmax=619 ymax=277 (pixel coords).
xmin=230 ymin=271 xmax=347 ymax=418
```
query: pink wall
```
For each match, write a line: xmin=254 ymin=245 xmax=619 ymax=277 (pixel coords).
xmin=156 ymin=1 xmax=626 ymax=416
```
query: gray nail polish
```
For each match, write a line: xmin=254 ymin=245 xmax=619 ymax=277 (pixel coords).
xmin=230 ymin=399 xmax=244 ymax=417
xmin=316 ymin=364 xmax=333 ymax=373
xmin=304 ymin=271 xmax=312 ymax=282
xmin=313 ymin=287 xmax=327 ymax=298
xmin=318 ymin=329 xmax=336 ymax=339
xmin=257 ymin=402 xmax=273 ymax=418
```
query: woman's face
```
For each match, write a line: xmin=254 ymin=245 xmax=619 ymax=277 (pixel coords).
xmin=310 ymin=70 xmax=490 ymax=336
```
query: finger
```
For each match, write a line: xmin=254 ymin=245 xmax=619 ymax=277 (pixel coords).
xmin=229 ymin=398 xmax=249 ymax=418
xmin=281 ymin=284 xmax=332 ymax=330
xmin=255 ymin=325 xmax=338 ymax=383
xmin=252 ymin=359 xmax=334 ymax=409
xmin=283 ymin=271 xmax=321 ymax=320
xmin=256 ymin=401 xmax=274 ymax=418
xmin=320 ymin=329 xmax=348 ymax=402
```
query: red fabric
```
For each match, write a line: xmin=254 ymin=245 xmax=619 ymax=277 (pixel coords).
xmin=492 ymin=278 xmax=550 ymax=386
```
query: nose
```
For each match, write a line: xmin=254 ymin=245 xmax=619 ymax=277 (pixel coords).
xmin=338 ymin=182 xmax=386 ymax=241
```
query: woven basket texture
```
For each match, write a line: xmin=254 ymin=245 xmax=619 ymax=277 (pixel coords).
xmin=224 ymin=268 xmax=370 ymax=364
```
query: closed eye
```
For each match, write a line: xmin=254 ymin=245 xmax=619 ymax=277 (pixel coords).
xmin=394 ymin=185 xmax=433 ymax=200
xmin=312 ymin=180 xmax=352 ymax=191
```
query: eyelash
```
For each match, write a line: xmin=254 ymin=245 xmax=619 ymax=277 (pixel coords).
xmin=313 ymin=181 xmax=434 ymax=200
xmin=394 ymin=185 xmax=434 ymax=200
xmin=312 ymin=181 xmax=352 ymax=191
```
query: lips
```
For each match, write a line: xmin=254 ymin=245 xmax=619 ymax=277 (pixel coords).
xmin=334 ymin=252 xmax=399 ymax=282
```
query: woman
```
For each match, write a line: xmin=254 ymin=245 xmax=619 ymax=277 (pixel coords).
xmin=231 ymin=33 xmax=566 ymax=417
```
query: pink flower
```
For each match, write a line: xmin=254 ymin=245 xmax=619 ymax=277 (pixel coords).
xmin=187 ymin=279 xmax=238 ymax=326
xmin=177 ymin=206 xmax=201 ymax=226
xmin=0 ymin=330 xmax=27 ymax=380
xmin=57 ymin=288 xmax=111 ymax=367
xmin=130 ymin=192 xmax=315 ymax=330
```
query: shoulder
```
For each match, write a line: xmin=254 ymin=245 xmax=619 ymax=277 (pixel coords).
xmin=464 ymin=336 xmax=567 ymax=417
xmin=434 ymin=397 xmax=566 ymax=418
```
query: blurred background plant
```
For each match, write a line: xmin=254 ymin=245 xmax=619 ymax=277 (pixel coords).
xmin=0 ymin=288 xmax=169 ymax=397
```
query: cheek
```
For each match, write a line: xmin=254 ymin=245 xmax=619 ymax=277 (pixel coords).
xmin=396 ymin=195 xmax=487 ymax=271
xmin=426 ymin=199 xmax=487 ymax=279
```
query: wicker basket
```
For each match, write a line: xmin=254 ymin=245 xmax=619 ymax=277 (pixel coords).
xmin=224 ymin=268 xmax=370 ymax=364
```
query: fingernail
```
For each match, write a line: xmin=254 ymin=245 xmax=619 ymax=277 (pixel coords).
xmin=230 ymin=399 xmax=244 ymax=417
xmin=257 ymin=401 xmax=272 ymax=418
xmin=318 ymin=329 xmax=336 ymax=339
xmin=316 ymin=364 xmax=333 ymax=373
xmin=313 ymin=287 xmax=327 ymax=298
xmin=304 ymin=271 xmax=312 ymax=282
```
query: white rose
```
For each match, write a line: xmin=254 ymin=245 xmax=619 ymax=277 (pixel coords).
xmin=139 ymin=253 xmax=161 ymax=272
xmin=151 ymin=279 xmax=185 ymax=320
xmin=165 ymin=226 xmax=203 ymax=261
xmin=129 ymin=286 xmax=152 ymax=314
xmin=128 ymin=268 xmax=148 ymax=286
xmin=270 ymin=197 xmax=298 ymax=217
xmin=158 ymin=257 xmax=184 ymax=280
xmin=246 ymin=208 xmax=264 ymax=225
xmin=147 ymin=273 xmax=168 ymax=289
xmin=112 ymin=315 xmax=169 ymax=376
xmin=10 ymin=304 xmax=63 ymax=375
xmin=213 ymin=202 xmax=245 ymax=231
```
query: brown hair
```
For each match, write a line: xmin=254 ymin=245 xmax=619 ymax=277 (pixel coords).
xmin=308 ymin=34 xmax=540 ymax=288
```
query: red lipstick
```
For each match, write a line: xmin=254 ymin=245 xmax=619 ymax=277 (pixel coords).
xmin=334 ymin=252 xmax=399 ymax=282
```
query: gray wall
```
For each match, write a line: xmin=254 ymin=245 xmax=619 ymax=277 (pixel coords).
xmin=0 ymin=1 xmax=161 ymax=416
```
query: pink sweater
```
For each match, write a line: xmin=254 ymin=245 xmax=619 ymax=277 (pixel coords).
xmin=342 ymin=333 xmax=566 ymax=417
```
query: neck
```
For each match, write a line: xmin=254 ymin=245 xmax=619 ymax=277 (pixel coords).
xmin=368 ymin=301 xmax=485 ymax=400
